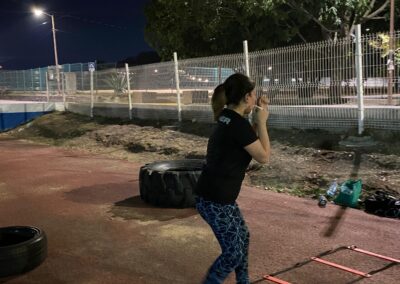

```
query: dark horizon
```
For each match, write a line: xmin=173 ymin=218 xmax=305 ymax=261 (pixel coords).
xmin=0 ymin=0 xmax=154 ymax=70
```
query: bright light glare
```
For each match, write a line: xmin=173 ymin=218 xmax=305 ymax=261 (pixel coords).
xmin=33 ymin=8 xmax=44 ymax=16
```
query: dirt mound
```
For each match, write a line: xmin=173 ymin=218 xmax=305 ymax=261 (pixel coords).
xmin=2 ymin=111 xmax=399 ymax=205
xmin=91 ymin=125 xmax=207 ymax=159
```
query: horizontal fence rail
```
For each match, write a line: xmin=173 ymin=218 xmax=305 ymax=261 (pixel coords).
xmin=0 ymin=29 xmax=399 ymax=131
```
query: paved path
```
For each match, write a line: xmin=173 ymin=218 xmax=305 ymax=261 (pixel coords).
xmin=0 ymin=138 xmax=398 ymax=284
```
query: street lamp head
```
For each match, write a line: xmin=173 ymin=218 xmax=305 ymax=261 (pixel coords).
xmin=33 ymin=8 xmax=44 ymax=17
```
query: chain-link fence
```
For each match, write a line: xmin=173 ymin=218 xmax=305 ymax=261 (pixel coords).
xmin=1 ymin=29 xmax=399 ymax=131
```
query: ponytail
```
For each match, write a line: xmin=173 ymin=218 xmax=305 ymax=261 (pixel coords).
xmin=211 ymin=73 xmax=255 ymax=121
xmin=211 ymin=84 xmax=226 ymax=121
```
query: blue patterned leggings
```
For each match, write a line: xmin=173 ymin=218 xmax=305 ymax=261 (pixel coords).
xmin=196 ymin=197 xmax=250 ymax=284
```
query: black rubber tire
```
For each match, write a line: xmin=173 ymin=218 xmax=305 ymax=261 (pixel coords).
xmin=0 ymin=226 xmax=47 ymax=278
xmin=139 ymin=159 xmax=205 ymax=208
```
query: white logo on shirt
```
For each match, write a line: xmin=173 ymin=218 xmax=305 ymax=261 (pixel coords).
xmin=219 ymin=116 xmax=231 ymax=125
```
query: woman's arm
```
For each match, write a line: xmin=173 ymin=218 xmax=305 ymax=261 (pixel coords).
xmin=245 ymin=122 xmax=270 ymax=164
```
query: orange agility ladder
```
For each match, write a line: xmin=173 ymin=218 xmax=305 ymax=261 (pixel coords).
xmin=263 ymin=245 xmax=400 ymax=284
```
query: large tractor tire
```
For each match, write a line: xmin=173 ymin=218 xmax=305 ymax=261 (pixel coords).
xmin=139 ymin=159 xmax=205 ymax=208
xmin=0 ymin=226 xmax=47 ymax=278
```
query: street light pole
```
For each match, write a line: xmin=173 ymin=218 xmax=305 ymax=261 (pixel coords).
xmin=33 ymin=8 xmax=61 ymax=96
xmin=50 ymin=13 xmax=61 ymax=96
xmin=387 ymin=0 xmax=395 ymax=105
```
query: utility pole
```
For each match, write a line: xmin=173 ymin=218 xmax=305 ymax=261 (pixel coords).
xmin=51 ymin=14 xmax=61 ymax=96
xmin=33 ymin=8 xmax=61 ymax=96
xmin=387 ymin=0 xmax=395 ymax=105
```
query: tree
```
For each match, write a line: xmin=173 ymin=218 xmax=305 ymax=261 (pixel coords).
xmin=144 ymin=1 xmax=397 ymax=102
xmin=144 ymin=0 xmax=301 ymax=60
xmin=369 ymin=33 xmax=400 ymax=63
xmin=281 ymin=0 xmax=395 ymax=101
xmin=285 ymin=0 xmax=391 ymax=40
xmin=144 ymin=0 xmax=394 ymax=60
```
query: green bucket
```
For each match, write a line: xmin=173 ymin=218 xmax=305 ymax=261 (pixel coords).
xmin=334 ymin=179 xmax=362 ymax=208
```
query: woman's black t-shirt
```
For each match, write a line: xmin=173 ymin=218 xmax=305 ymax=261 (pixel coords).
xmin=195 ymin=108 xmax=258 ymax=204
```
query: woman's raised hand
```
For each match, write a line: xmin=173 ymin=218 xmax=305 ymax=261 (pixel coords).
xmin=254 ymin=95 xmax=269 ymax=124
xmin=256 ymin=95 xmax=269 ymax=109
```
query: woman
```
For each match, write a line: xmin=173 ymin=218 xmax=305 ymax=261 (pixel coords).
xmin=195 ymin=73 xmax=270 ymax=284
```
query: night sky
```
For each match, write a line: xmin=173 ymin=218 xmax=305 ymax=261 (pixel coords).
xmin=0 ymin=0 xmax=153 ymax=70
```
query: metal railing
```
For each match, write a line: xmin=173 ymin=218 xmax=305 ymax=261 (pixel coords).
xmin=0 ymin=28 xmax=399 ymax=131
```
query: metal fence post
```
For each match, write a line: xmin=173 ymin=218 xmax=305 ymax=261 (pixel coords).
xmin=95 ymin=63 xmax=98 ymax=97
xmin=45 ymin=72 xmax=49 ymax=102
xmin=355 ymin=24 xmax=365 ymax=135
xmin=23 ymin=70 xmax=26 ymax=93
xmin=387 ymin=0 xmax=395 ymax=105
xmin=16 ymin=70 xmax=19 ymax=91
xmin=39 ymin=68 xmax=43 ymax=92
xmin=90 ymin=70 xmax=94 ymax=118
xmin=173 ymin=52 xmax=182 ymax=122
xmin=243 ymin=40 xmax=250 ymax=77
xmin=61 ymin=72 xmax=66 ymax=107
xmin=125 ymin=63 xmax=132 ymax=120
xmin=31 ymin=69 xmax=34 ymax=92
xmin=81 ymin=63 xmax=84 ymax=90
